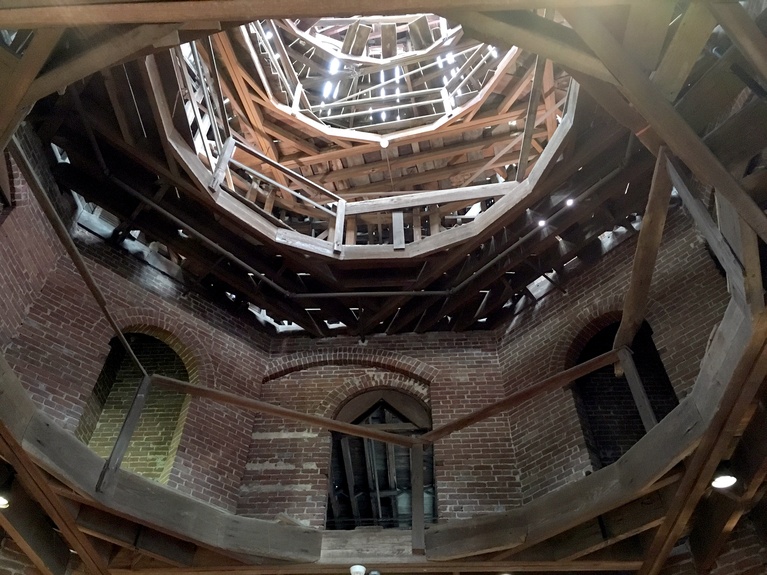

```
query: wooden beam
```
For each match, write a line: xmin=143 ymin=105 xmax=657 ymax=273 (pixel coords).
xmin=705 ymin=0 xmax=767 ymax=90
xmin=634 ymin=305 xmax=767 ymax=575
xmin=562 ymin=8 xmax=767 ymax=248
xmin=447 ymin=10 xmax=616 ymax=85
xmin=410 ymin=444 xmax=425 ymax=554
xmin=651 ymin=2 xmax=717 ymax=101
xmin=76 ymin=506 xmax=197 ymax=567
xmin=509 ymin=487 xmax=669 ymax=562
xmin=0 ymin=425 xmax=110 ymax=575
xmin=422 ymin=348 xmax=621 ymax=443
xmin=0 ymin=480 xmax=72 ymax=575
xmin=617 ymin=348 xmax=658 ymax=431
xmin=613 ymin=147 xmax=673 ymax=351
xmin=716 ymin=193 xmax=765 ymax=316
xmin=688 ymin=401 xmax=767 ymax=570
xmin=0 ymin=27 xmax=62 ymax=149
xmin=516 ymin=51 xmax=546 ymax=181
xmin=151 ymin=375 xmax=419 ymax=447
xmin=23 ymin=24 xmax=179 ymax=107
xmin=0 ymin=0 xmax=656 ymax=28
xmin=95 ymin=374 xmax=152 ymax=493
xmin=622 ymin=3 xmax=676 ymax=72
xmin=665 ymin=156 xmax=747 ymax=306
xmin=340 ymin=436 xmax=361 ymax=527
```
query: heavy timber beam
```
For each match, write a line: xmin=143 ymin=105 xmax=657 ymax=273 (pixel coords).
xmin=422 ymin=349 xmax=621 ymax=442
xmin=612 ymin=147 xmax=673 ymax=352
xmin=508 ymin=486 xmax=672 ymax=562
xmin=634 ymin=306 xmax=767 ymax=574
xmin=689 ymin=400 xmax=767 ymax=570
xmin=22 ymin=24 xmax=180 ymax=107
xmin=447 ymin=10 xmax=615 ymax=85
xmin=705 ymin=0 xmax=767 ymax=89
xmin=151 ymin=375 xmax=420 ymax=448
xmin=516 ymin=50 xmax=546 ymax=181
xmin=561 ymin=9 xmax=767 ymax=259
xmin=0 ymin=480 xmax=72 ymax=575
xmin=0 ymin=0 xmax=661 ymax=28
xmin=0 ymin=403 xmax=111 ymax=575
xmin=0 ymin=27 xmax=62 ymax=150
xmin=76 ymin=505 xmax=197 ymax=567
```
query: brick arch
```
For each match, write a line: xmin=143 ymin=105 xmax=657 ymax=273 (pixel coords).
xmin=317 ymin=371 xmax=431 ymax=419
xmin=102 ymin=307 xmax=217 ymax=388
xmin=548 ymin=294 xmax=669 ymax=371
xmin=262 ymin=347 xmax=440 ymax=385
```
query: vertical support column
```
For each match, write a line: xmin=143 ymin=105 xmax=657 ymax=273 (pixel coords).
xmin=334 ymin=199 xmax=347 ymax=253
xmin=410 ymin=443 xmax=425 ymax=554
xmin=392 ymin=211 xmax=405 ymax=250
xmin=412 ymin=208 xmax=422 ymax=242
xmin=346 ymin=216 xmax=356 ymax=245
xmin=617 ymin=348 xmax=658 ymax=432
xmin=96 ymin=374 xmax=153 ymax=492
xmin=716 ymin=193 xmax=765 ymax=315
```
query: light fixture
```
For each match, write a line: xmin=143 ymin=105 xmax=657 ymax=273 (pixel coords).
xmin=380 ymin=139 xmax=389 ymax=149
xmin=711 ymin=463 xmax=737 ymax=489
xmin=537 ymin=220 xmax=546 ymax=227
xmin=350 ymin=565 xmax=366 ymax=575
xmin=566 ymin=198 xmax=574 ymax=207
xmin=0 ymin=462 xmax=13 ymax=509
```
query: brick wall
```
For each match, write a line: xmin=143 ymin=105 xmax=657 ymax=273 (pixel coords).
xmin=266 ymin=336 xmax=519 ymax=518
xmin=239 ymin=366 xmax=430 ymax=526
xmin=0 ymin=152 xmax=65 ymax=351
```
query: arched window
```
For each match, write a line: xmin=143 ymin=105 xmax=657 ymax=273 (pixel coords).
xmin=573 ymin=321 xmax=678 ymax=469
xmin=75 ymin=333 xmax=189 ymax=482
xmin=326 ymin=389 xmax=436 ymax=530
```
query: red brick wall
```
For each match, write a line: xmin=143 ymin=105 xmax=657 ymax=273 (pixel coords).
xmin=266 ymin=336 xmax=519 ymax=518
xmin=239 ymin=366 xmax=432 ymax=526
xmin=0 ymin=153 xmax=64 ymax=351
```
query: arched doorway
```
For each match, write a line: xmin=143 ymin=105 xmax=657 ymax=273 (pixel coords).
xmin=326 ymin=389 xmax=436 ymax=530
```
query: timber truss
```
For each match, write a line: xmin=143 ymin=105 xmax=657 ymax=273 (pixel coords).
xmin=2 ymin=1 xmax=767 ymax=575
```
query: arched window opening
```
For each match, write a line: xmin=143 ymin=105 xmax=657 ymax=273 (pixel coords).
xmin=75 ymin=333 xmax=190 ymax=483
xmin=326 ymin=390 xmax=436 ymax=530
xmin=573 ymin=321 xmax=678 ymax=469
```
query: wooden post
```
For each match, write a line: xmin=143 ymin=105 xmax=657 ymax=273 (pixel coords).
xmin=96 ymin=374 xmax=153 ymax=492
xmin=210 ymin=135 xmax=235 ymax=189
xmin=341 ymin=436 xmax=361 ymax=527
xmin=617 ymin=348 xmax=658 ymax=432
xmin=333 ymin=199 xmax=346 ymax=253
xmin=392 ymin=210 xmax=405 ymax=250
xmin=410 ymin=443 xmax=425 ymax=554
xmin=613 ymin=147 xmax=673 ymax=354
